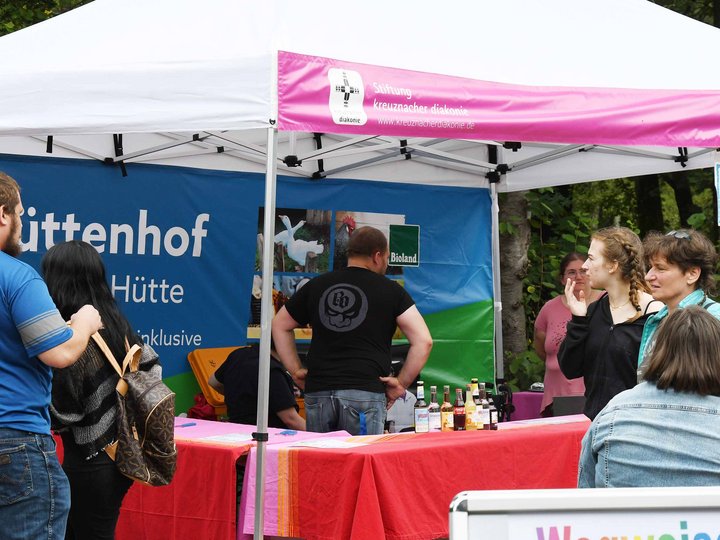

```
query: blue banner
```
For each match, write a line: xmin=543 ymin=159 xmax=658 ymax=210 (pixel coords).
xmin=0 ymin=154 xmax=492 ymax=396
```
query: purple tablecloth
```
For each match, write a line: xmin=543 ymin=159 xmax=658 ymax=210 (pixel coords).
xmin=512 ymin=391 xmax=544 ymax=420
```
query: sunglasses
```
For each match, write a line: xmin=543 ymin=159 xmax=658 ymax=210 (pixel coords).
xmin=666 ymin=230 xmax=691 ymax=240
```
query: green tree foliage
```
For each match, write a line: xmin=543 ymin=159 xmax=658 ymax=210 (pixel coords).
xmin=0 ymin=0 xmax=90 ymax=37
xmin=505 ymin=1 xmax=720 ymax=391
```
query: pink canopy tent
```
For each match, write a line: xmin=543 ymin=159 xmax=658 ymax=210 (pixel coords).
xmin=0 ymin=1 xmax=719 ymax=537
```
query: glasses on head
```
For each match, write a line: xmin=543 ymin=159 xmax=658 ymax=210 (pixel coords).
xmin=564 ymin=269 xmax=587 ymax=278
xmin=666 ymin=230 xmax=691 ymax=240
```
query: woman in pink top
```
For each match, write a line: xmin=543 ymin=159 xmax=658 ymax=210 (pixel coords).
xmin=533 ymin=253 xmax=602 ymax=416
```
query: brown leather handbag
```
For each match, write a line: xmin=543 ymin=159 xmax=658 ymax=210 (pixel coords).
xmin=92 ymin=333 xmax=177 ymax=486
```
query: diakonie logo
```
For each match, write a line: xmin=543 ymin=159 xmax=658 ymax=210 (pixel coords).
xmin=328 ymin=68 xmax=367 ymax=126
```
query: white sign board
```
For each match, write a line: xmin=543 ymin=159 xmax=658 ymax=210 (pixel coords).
xmin=449 ymin=487 xmax=720 ymax=540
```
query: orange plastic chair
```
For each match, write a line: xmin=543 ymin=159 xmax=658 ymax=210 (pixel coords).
xmin=187 ymin=346 xmax=241 ymax=418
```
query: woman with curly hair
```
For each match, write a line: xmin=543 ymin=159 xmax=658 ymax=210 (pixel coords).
xmin=638 ymin=228 xmax=720 ymax=369
xmin=558 ymin=227 xmax=661 ymax=419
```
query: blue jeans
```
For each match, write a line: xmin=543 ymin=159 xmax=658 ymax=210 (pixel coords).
xmin=0 ymin=428 xmax=70 ymax=540
xmin=305 ymin=390 xmax=386 ymax=435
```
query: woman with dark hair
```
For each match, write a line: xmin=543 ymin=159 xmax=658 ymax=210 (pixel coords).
xmin=533 ymin=252 xmax=602 ymax=416
xmin=579 ymin=306 xmax=720 ymax=487
xmin=638 ymin=228 xmax=720 ymax=367
xmin=43 ymin=241 xmax=161 ymax=540
xmin=558 ymin=227 xmax=661 ymax=420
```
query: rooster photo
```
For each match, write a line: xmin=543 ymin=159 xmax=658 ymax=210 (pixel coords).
xmin=334 ymin=210 xmax=405 ymax=275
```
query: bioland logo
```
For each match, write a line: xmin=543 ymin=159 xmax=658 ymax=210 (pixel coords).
xmin=328 ymin=68 xmax=367 ymax=126
xmin=535 ymin=519 xmax=717 ymax=540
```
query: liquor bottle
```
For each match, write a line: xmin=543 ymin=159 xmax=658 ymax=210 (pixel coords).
xmin=464 ymin=383 xmax=477 ymax=430
xmin=470 ymin=377 xmax=479 ymax=395
xmin=453 ymin=388 xmax=466 ymax=431
xmin=428 ymin=385 xmax=441 ymax=431
xmin=488 ymin=393 xmax=499 ymax=430
xmin=472 ymin=384 xmax=484 ymax=430
xmin=440 ymin=385 xmax=454 ymax=432
xmin=414 ymin=381 xmax=430 ymax=433
xmin=478 ymin=383 xmax=491 ymax=431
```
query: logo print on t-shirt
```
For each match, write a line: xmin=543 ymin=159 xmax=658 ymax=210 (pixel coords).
xmin=319 ymin=284 xmax=368 ymax=332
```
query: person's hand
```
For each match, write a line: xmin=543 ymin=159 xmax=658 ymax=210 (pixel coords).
xmin=69 ymin=304 xmax=103 ymax=334
xmin=564 ymin=278 xmax=587 ymax=317
xmin=379 ymin=376 xmax=406 ymax=410
xmin=291 ymin=368 xmax=307 ymax=391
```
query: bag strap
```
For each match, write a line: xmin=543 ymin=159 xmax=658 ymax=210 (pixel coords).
xmin=91 ymin=333 xmax=143 ymax=397
xmin=91 ymin=333 xmax=124 ymax=378
xmin=123 ymin=343 xmax=143 ymax=374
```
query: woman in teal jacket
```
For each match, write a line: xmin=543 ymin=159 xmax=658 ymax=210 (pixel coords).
xmin=638 ymin=229 xmax=720 ymax=370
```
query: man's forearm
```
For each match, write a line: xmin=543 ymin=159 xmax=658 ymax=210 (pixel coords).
xmin=273 ymin=329 xmax=303 ymax=374
xmin=396 ymin=341 xmax=432 ymax=389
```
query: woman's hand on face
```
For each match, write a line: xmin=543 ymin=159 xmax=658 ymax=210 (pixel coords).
xmin=565 ymin=278 xmax=587 ymax=317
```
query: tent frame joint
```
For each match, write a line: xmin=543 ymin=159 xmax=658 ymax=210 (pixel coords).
xmin=674 ymin=147 xmax=689 ymax=167
xmin=283 ymin=154 xmax=302 ymax=167
xmin=502 ymin=141 xmax=522 ymax=152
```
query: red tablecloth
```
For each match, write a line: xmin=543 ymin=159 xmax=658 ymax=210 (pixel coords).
xmin=242 ymin=419 xmax=590 ymax=540
xmin=115 ymin=418 xmax=348 ymax=540
xmin=116 ymin=437 xmax=249 ymax=540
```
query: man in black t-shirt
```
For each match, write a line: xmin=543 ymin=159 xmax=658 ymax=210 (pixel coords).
xmin=272 ymin=226 xmax=433 ymax=435
xmin=208 ymin=344 xmax=305 ymax=430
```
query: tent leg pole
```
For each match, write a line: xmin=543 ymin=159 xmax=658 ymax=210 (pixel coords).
xmin=490 ymin=181 xmax=504 ymax=380
xmin=254 ymin=126 xmax=278 ymax=540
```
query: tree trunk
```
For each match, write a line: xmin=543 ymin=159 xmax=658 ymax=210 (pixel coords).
xmin=666 ymin=171 xmax=701 ymax=226
xmin=634 ymin=174 xmax=664 ymax=236
xmin=499 ymin=191 xmax=531 ymax=371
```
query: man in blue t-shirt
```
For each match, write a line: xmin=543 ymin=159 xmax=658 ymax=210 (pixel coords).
xmin=0 ymin=172 xmax=102 ymax=540
xmin=273 ymin=226 xmax=432 ymax=435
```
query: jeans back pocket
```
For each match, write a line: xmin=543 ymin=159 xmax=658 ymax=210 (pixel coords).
xmin=0 ymin=444 xmax=33 ymax=505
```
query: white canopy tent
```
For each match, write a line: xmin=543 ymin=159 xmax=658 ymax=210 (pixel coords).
xmin=1 ymin=0 xmax=720 ymax=537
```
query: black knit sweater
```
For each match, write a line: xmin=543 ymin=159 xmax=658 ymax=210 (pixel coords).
xmin=50 ymin=338 xmax=160 ymax=459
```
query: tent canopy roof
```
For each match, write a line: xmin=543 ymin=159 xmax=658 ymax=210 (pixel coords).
xmin=0 ymin=0 xmax=718 ymax=191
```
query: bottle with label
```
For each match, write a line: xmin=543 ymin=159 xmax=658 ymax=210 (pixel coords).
xmin=464 ymin=383 xmax=477 ymax=430
xmin=472 ymin=384 xmax=484 ymax=430
xmin=470 ymin=377 xmax=479 ymax=395
xmin=453 ymin=388 xmax=466 ymax=431
xmin=488 ymin=394 xmax=499 ymax=430
xmin=440 ymin=385 xmax=454 ymax=432
xmin=414 ymin=381 xmax=430 ymax=433
xmin=428 ymin=385 xmax=441 ymax=431
xmin=478 ymin=383 xmax=491 ymax=430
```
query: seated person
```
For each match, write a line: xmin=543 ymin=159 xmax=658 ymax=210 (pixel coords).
xmin=579 ymin=306 xmax=720 ymax=488
xmin=209 ymin=343 xmax=305 ymax=430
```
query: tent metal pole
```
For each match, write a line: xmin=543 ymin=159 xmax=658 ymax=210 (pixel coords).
xmin=490 ymin=161 xmax=504 ymax=381
xmin=253 ymin=125 xmax=278 ymax=540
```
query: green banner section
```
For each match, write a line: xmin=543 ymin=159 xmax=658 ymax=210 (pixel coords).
xmin=420 ymin=300 xmax=494 ymax=392
xmin=164 ymin=370 xmax=201 ymax=415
